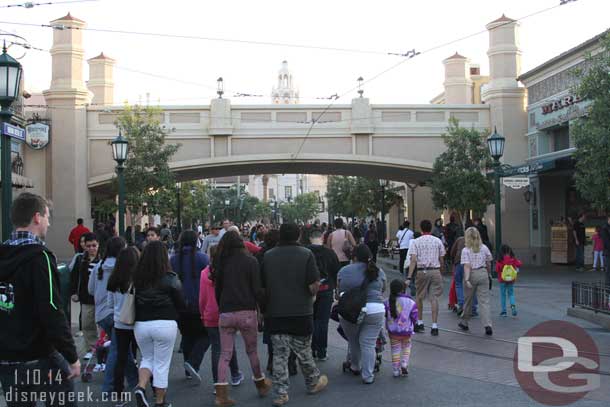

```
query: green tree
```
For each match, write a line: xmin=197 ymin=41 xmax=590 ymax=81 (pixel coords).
xmin=114 ymin=105 xmax=180 ymax=226
xmin=572 ymin=34 xmax=610 ymax=213
xmin=254 ymin=201 xmax=273 ymax=221
xmin=280 ymin=192 xmax=320 ymax=224
xmin=429 ymin=118 xmax=493 ymax=227
xmin=326 ymin=176 xmax=401 ymax=219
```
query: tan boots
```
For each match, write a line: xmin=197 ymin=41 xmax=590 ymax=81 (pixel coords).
xmin=214 ymin=384 xmax=235 ymax=407
xmin=254 ymin=376 xmax=272 ymax=397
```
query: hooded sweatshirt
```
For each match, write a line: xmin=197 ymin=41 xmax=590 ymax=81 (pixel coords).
xmin=0 ymin=242 xmax=78 ymax=364
xmin=198 ymin=266 xmax=219 ymax=327
xmin=89 ymin=257 xmax=115 ymax=323
xmin=384 ymin=293 xmax=418 ymax=337
xmin=307 ymin=244 xmax=340 ymax=290
xmin=495 ymin=255 xmax=522 ymax=283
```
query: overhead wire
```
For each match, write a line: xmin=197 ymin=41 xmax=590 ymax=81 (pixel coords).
xmin=0 ymin=0 xmax=97 ymax=8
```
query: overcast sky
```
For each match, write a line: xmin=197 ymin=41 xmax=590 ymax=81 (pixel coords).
xmin=1 ymin=0 xmax=608 ymax=106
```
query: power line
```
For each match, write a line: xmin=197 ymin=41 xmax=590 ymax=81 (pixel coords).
xmin=288 ymin=0 xmax=575 ymax=163
xmin=0 ymin=19 xmax=413 ymax=57
xmin=0 ymin=0 xmax=97 ymax=8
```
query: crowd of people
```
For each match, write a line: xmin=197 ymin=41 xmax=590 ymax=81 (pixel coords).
xmin=2 ymin=191 xmax=610 ymax=407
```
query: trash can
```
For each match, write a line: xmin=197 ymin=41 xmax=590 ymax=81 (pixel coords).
xmin=57 ymin=263 xmax=71 ymax=322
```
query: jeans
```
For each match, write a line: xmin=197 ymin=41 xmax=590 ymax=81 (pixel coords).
xmin=340 ymin=312 xmax=384 ymax=383
xmin=499 ymin=282 xmax=515 ymax=313
xmin=205 ymin=327 xmax=240 ymax=383
xmin=605 ymin=255 xmax=610 ymax=286
xmin=454 ymin=264 xmax=478 ymax=311
xmin=575 ymin=245 xmax=585 ymax=268
xmin=98 ymin=316 xmax=137 ymax=394
xmin=367 ymin=242 xmax=379 ymax=263
xmin=218 ymin=310 xmax=262 ymax=384
xmin=0 ymin=354 xmax=76 ymax=406
xmin=113 ymin=328 xmax=138 ymax=394
xmin=312 ymin=289 xmax=333 ymax=358
xmin=181 ymin=331 xmax=207 ymax=372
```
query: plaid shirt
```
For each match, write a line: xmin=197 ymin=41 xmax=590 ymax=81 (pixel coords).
xmin=4 ymin=231 xmax=45 ymax=246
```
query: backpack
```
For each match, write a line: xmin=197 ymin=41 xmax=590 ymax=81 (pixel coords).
xmin=501 ymin=264 xmax=518 ymax=282
xmin=337 ymin=277 xmax=370 ymax=324
xmin=342 ymin=230 xmax=354 ymax=259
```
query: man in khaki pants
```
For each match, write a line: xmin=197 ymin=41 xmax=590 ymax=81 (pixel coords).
xmin=458 ymin=227 xmax=493 ymax=336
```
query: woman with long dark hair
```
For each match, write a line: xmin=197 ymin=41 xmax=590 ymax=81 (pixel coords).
xmin=107 ymin=246 xmax=140 ymax=396
xmin=169 ymin=230 xmax=209 ymax=383
xmin=211 ymin=231 xmax=270 ymax=405
xmin=337 ymin=244 xmax=386 ymax=384
xmin=88 ymin=236 xmax=127 ymax=394
xmin=133 ymin=241 xmax=185 ymax=407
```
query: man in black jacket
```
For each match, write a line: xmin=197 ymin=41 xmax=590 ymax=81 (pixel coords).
xmin=262 ymin=224 xmax=328 ymax=406
xmin=307 ymin=229 xmax=340 ymax=362
xmin=601 ymin=215 xmax=610 ymax=286
xmin=0 ymin=192 xmax=79 ymax=406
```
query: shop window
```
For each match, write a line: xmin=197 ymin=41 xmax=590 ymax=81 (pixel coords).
xmin=552 ymin=127 xmax=570 ymax=152
xmin=285 ymin=186 xmax=292 ymax=199
xmin=269 ymin=188 xmax=275 ymax=199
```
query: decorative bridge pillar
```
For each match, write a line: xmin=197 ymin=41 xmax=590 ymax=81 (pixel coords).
xmin=209 ymin=97 xmax=232 ymax=158
xmin=351 ymin=97 xmax=372 ymax=155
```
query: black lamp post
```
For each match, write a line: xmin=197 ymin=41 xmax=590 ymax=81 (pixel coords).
xmin=378 ymin=179 xmax=389 ymax=247
xmin=487 ymin=126 xmax=506 ymax=256
xmin=0 ymin=43 xmax=23 ymax=241
xmin=217 ymin=77 xmax=224 ymax=99
xmin=111 ymin=130 xmax=129 ymax=237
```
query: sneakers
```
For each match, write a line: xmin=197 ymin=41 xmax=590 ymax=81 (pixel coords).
xmin=184 ymin=362 xmax=201 ymax=384
xmin=401 ymin=367 xmax=409 ymax=376
xmin=134 ymin=387 xmax=149 ymax=407
xmin=511 ymin=305 xmax=518 ymax=317
xmin=458 ymin=322 xmax=469 ymax=331
xmin=93 ymin=363 xmax=105 ymax=372
xmin=500 ymin=311 xmax=507 ymax=317
xmin=230 ymin=372 xmax=244 ymax=386
xmin=414 ymin=323 xmax=424 ymax=333
xmin=272 ymin=394 xmax=289 ymax=406
xmin=315 ymin=351 xmax=328 ymax=361
xmin=83 ymin=352 xmax=93 ymax=360
xmin=485 ymin=326 xmax=493 ymax=336
xmin=471 ymin=310 xmax=479 ymax=317
xmin=430 ymin=327 xmax=439 ymax=336
xmin=308 ymin=374 xmax=328 ymax=394
xmin=392 ymin=368 xmax=401 ymax=378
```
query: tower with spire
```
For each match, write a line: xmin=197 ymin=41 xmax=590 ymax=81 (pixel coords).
xmin=272 ymin=60 xmax=299 ymax=104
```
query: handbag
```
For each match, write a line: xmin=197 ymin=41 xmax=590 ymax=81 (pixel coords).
xmin=118 ymin=284 xmax=136 ymax=325
xmin=337 ymin=277 xmax=371 ymax=324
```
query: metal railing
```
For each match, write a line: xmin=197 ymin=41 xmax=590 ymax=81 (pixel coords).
xmin=572 ymin=281 xmax=610 ymax=315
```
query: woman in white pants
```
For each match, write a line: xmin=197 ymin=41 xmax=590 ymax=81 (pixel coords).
xmin=133 ymin=241 xmax=186 ymax=407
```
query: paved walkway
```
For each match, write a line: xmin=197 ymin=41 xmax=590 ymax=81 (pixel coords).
xmin=2 ymin=261 xmax=609 ymax=406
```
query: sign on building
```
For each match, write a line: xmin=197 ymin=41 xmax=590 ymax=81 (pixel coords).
xmin=25 ymin=123 xmax=50 ymax=150
xmin=503 ymin=177 xmax=530 ymax=190
xmin=1 ymin=123 xmax=25 ymax=141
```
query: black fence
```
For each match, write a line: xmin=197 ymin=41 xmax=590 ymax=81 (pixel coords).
xmin=572 ymin=281 xmax=610 ymax=315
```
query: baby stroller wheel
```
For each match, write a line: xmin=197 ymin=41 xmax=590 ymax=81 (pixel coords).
xmin=342 ymin=361 xmax=351 ymax=373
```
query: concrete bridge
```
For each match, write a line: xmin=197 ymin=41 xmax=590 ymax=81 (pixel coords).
xmin=86 ymin=101 xmax=490 ymax=190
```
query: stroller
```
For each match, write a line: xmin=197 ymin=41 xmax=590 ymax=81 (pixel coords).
xmin=331 ymin=304 xmax=386 ymax=373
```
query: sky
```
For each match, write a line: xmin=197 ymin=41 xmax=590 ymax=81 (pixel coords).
xmin=0 ymin=0 xmax=608 ymax=106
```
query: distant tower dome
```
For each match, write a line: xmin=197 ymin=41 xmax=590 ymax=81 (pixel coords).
xmin=272 ymin=60 xmax=299 ymax=104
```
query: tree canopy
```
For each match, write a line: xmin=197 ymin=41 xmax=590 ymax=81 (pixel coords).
xmin=280 ymin=192 xmax=321 ymax=224
xmin=326 ymin=176 xmax=401 ymax=219
xmin=572 ymin=33 xmax=610 ymax=213
xmin=429 ymin=118 xmax=493 ymax=226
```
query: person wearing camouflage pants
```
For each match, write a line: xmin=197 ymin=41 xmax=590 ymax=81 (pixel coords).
xmin=271 ymin=334 xmax=322 ymax=397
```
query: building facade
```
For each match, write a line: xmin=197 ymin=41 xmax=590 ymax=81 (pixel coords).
xmin=518 ymin=32 xmax=606 ymax=265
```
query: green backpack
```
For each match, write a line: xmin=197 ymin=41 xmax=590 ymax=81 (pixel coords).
xmin=501 ymin=264 xmax=517 ymax=282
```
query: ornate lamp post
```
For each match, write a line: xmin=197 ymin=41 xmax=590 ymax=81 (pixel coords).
xmin=487 ymin=127 xmax=506 ymax=257
xmin=111 ymin=130 xmax=129 ymax=237
xmin=217 ymin=77 xmax=224 ymax=99
xmin=0 ymin=43 xmax=23 ymax=241
xmin=378 ymin=179 xmax=389 ymax=247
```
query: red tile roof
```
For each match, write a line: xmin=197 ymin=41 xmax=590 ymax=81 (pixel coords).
xmin=51 ymin=12 xmax=85 ymax=23
xmin=89 ymin=52 xmax=115 ymax=62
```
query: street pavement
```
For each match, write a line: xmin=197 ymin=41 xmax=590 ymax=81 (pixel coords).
xmin=3 ymin=258 xmax=609 ymax=406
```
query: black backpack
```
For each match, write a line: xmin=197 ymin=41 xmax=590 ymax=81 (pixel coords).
xmin=337 ymin=278 xmax=370 ymax=324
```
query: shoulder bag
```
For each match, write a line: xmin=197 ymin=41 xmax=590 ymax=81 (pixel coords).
xmin=337 ymin=277 xmax=371 ymax=324
xmin=118 ymin=284 xmax=136 ymax=325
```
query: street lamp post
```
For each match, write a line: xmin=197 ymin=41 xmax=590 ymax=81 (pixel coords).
xmin=111 ymin=130 xmax=129 ymax=237
xmin=0 ymin=43 xmax=23 ymax=241
xmin=176 ymin=182 xmax=182 ymax=234
xmin=378 ymin=179 xmax=389 ymax=247
xmin=487 ymin=127 xmax=506 ymax=257
xmin=224 ymin=198 xmax=230 ymax=219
